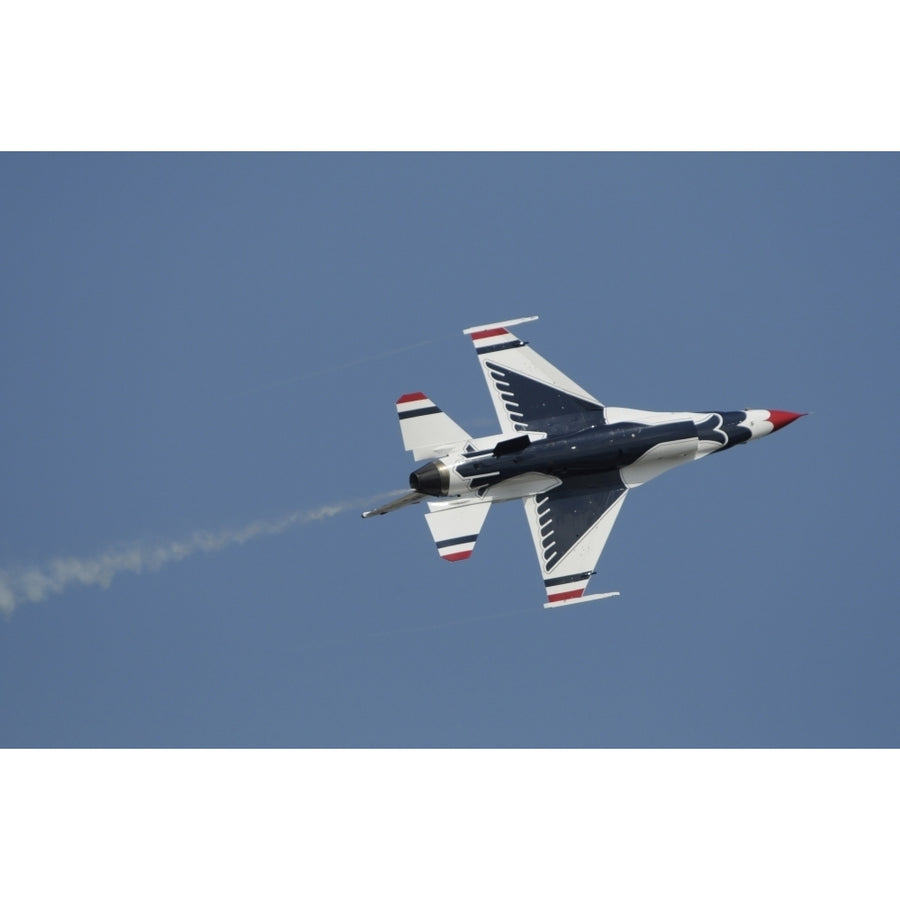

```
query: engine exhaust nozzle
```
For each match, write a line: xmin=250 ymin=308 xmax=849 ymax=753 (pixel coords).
xmin=409 ymin=460 xmax=450 ymax=496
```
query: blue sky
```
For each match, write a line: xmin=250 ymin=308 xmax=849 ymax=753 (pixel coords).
xmin=1 ymin=152 xmax=898 ymax=751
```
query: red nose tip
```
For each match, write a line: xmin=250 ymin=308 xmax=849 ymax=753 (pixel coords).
xmin=767 ymin=410 xmax=806 ymax=431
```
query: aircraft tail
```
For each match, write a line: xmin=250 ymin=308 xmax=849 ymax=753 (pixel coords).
xmin=396 ymin=393 xmax=471 ymax=461
xmin=424 ymin=499 xmax=491 ymax=561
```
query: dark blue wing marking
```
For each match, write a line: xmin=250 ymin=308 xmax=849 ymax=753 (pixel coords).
xmin=535 ymin=471 xmax=626 ymax=572
xmin=485 ymin=361 xmax=604 ymax=434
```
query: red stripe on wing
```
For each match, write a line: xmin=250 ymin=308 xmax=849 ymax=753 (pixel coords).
xmin=469 ymin=328 xmax=509 ymax=341
xmin=546 ymin=588 xmax=585 ymax=603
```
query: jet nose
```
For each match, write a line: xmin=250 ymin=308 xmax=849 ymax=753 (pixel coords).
xmin=766 ymin=410 xmax=806 ymax=432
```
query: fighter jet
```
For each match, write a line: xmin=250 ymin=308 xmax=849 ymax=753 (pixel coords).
xmin=363 ymin=316 xmax=804 ymax=608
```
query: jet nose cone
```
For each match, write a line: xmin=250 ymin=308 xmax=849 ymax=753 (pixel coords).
xmin=766 ymin=410 xmax=806 ymax=431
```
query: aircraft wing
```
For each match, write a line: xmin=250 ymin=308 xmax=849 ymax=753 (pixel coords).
xmin=463 ymin=316 xmax=604 ymax=435
xmin=522 ymin=471 xmax=627 ymax=608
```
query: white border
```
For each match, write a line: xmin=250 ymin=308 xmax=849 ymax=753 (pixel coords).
xmin=3 ymin=2 xmax=897 ymax=150
xmin=3 ymin=750 xmax=896 ymax=898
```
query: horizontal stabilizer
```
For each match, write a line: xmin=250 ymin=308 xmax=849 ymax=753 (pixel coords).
xmin=424 ymin=499 xmax=491 ymax=561
xmin=396 ymin=393 xmax=471 ymax=461
xmin=361 ymin=490 xmax=428 ymax=518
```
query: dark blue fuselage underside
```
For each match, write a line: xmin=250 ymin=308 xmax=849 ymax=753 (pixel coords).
xmin=456 ymin=410 xmax=752 ymax=493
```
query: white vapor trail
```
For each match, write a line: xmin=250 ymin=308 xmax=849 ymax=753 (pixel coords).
xmin=0 ymin=491 xmax=404 ymax=615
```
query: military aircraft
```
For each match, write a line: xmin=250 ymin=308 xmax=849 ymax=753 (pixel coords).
xmin=363 ymin=316 xmax=804 ymax=608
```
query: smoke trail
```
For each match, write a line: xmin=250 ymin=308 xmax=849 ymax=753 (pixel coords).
xmin=0 ymin=490 xmax=404 ymax=615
